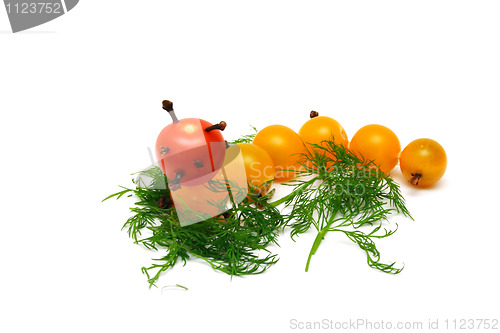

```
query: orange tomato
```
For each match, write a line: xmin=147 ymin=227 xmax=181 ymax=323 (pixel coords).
xmin=299 ymin=116 xmax=349 ymax=149
xmin=236 ymin=143 xmax=275 ymax=195
xmin=349 ymin=124 xmax=401 ymax=174
xmin=399 ymin=138 xmax=447 ymax=188
xmin=252 ymin=125 xmax=306 ymax=182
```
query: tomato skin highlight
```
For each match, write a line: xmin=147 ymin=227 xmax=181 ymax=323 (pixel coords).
xmin=252 ymin=125 xmax=306 ymax=182
xmin=399 ymin=138 xmax=447 ymax=188
xmin=236 ymin=143 xmax=275 ymax=195
xmin=349 ymin=124 xmax=401 ymax=174
xmin=299 ymin=116 xmax=349 ymax=148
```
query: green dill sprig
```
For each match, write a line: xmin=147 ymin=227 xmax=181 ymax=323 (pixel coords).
xmin=104 ymin=128 xmax=413 ymax=284
xmin=273 ymin=139 xmax=412 ymax=273
xmin=103 ymin=167 xmax=283 ymax=287
xmin=228 ymin=125 xmax=258 ymax=144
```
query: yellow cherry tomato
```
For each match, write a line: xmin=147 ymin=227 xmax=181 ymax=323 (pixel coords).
xmin=236 ymin=143 xmax=275 ymax=195
xmin=399 ymin=138 xmax=447 ymax=188
xmin=252 ymin=125 xmax=306 ymax=182
xmin=299 ymin=116 xmax=349 ymax=149
xmin=349 ymin=124 xmax=401 ymax=174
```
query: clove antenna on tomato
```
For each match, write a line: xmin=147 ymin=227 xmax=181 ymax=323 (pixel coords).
xmin=155 ymin=100 xmax=227 ymax=190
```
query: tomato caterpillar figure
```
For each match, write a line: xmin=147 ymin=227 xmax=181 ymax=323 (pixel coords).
xmin=155 ymin=100 xmax=227 ymax=190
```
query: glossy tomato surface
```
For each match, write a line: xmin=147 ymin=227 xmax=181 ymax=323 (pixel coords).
xmin=252 ymin=125 xmax=306 ymax=182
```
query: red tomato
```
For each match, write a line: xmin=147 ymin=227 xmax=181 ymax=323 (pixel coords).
xmin=156 ymin=118 xmax=226 ymax=187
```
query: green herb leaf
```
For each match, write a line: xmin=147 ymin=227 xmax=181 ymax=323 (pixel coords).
xmin=228 ymin=125 xmax=258 ymax=144
xmin=274 ymin=138 xmax=412 ymax=273
xmin=105 ymin=168 xmax=283 ymax=287
xmin=104 ymin=137 xmax=413 ymax=286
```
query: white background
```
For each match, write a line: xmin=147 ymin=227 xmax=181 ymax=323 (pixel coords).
xmin=1 ymin=1 xmax=499 ymax=332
